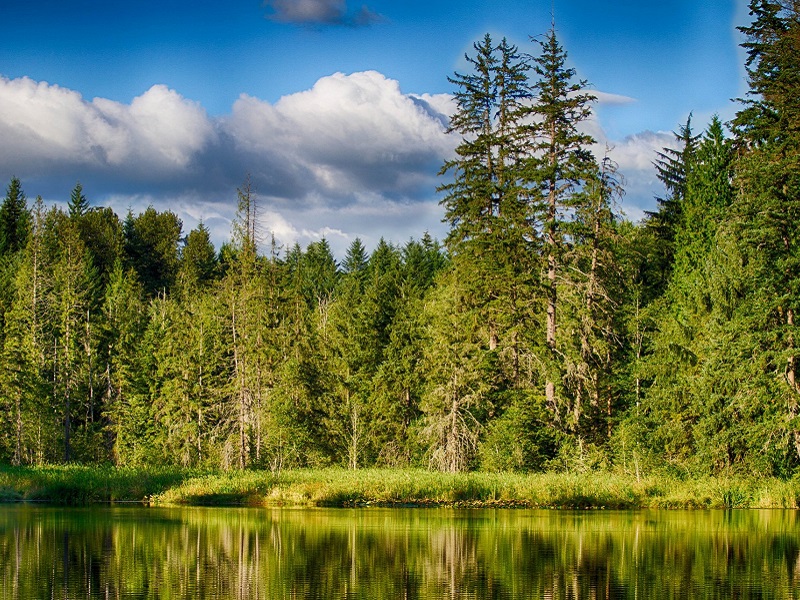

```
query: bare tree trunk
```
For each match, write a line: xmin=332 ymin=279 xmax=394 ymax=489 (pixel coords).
xmin=231 ymin=302 xmax=248 ymax=470
xmin=787 ymin=308 xmax=800 ymax=459
xmin=63 ymin=321 xmax=72 ymax=463
xmin=546 ymin=173 xmax=558 ymax=422
xmin=14 ymin=391 xmax=22 ymax=466
xmin=86 ymin=308 xmax=94 ymax=424
xmin=783 ymin=227 xmax=800 ymax=459
xmin=347 ymin=389 xmax=360 ymax=471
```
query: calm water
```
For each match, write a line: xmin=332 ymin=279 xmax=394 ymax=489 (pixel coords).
xmin=1 ymin=506 xmax=799 ymax=599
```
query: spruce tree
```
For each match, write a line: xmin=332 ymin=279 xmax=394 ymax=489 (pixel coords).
xmin=522 ymin=26 xmax=597 ymax=433
xmin=178 ymin=223 xmax=217 ymax=292
xmin=341 ymin=238 xmax=368 ymax=277
xmin=67 ymin=182 xmax=90 ymax=219
xmin=102 ymin=261 xmax=148 ymax=465
xmin=646 ymin=116 xmax=701 ymax=290
xmin=730 ymin=0 xmax=800 ymax=465
xmin=0 ymin=177 xmax=30 ymax=256
xmin=123 ymin=207 xmax=183 ymax=298
xmin=439 ymin=34 xmax=532 ymax=354
xmin=637 ymin=118 xmax=736 ymax=473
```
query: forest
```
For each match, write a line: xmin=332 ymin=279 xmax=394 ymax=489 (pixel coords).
xmin=0 ymin=1 xmax=798 ymax=479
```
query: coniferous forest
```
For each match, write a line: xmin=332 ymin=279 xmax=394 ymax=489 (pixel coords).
xmin=1 ymin=2 xmax=799 ymax=478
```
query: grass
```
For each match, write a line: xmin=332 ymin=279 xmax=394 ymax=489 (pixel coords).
xmin=0 ymin=464 xmax=201 ymax=504
xmin=2 ymin=465 xmax=800 ymax=509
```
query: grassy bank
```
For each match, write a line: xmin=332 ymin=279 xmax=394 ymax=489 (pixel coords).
xmin=2 ymin=465 xmax=799 ymax=509
xmin=0 ymin=464 xmax=199 ymax=504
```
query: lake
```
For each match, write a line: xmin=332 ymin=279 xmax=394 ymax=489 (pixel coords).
xmin=0 ymin=506 xmax=798 ymax=598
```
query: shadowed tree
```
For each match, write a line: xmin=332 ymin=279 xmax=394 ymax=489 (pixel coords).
xmin=0 ymin=177 xmax=30 ymax=257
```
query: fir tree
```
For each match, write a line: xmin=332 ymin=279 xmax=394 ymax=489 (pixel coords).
xmin=0 ymin=177 xmax=30 ymax=256
xmin=523 ymin=26 xmax=597 ymax=433
xmin=730 ymin=0 xmax=800 ymax=465
xmin=67 ymin=182 xmax=90 ymax=219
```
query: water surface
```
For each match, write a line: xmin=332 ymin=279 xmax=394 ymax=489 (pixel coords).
xmin=1 ymin=506 xmax=799 ymax=599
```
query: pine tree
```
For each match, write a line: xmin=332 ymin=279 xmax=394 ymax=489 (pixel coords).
xmin=102 ymin=261 xmax=148 ymax=465
xmin=439 ymin=34 xmax=532 ymax=354
xmin=46 ymin=210 xmax=93 ymax=462
xmin=77 ymin=207 xmax=124 ymax=286
xmin=123 ymin=207 xmax=183 ymax=298
xmin=0 ymin=241 xmax=48 ymax=464
xmin=523 ymin=26 xmax=597 ymax=432
xmin=341 ymin=238 xmax=368 ymax=277
xmin=729 ymin=0 xmax=800 ymax=466
xmin=419 ymin=269 xmax=497 ymax=472
xmin=67 ymin=182 xmax=90 ymax=219
xmin=561 ymin=153 xmax=625 ymax=441
xmin=178 ymin=223 xmax=217 ymax=292
xmin=0 ymin=177 xmax=30 ymax=257
xmin=636 ymin=118 xmax=736 ymax=473
xmin=645 ymin=116 xmax=701 ymax=290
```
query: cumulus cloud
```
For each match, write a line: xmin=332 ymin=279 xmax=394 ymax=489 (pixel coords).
xmin=0 ymin=71 xmax=454 ymax=256
xmin=0 ymin=76 xmax=215 ymax=181
xmin=226 ymin=71 xmax=453 ymax=203
xmin=0 ymin=70 xmax=672 ymax=257
xmin=264 ymin=0 xmax=383 ymax=27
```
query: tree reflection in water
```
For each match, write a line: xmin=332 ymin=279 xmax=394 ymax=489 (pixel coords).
xmin=0 ymin=507 xmax=798 ymax=599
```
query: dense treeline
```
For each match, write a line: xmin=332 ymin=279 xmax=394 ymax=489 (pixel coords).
xmin=1 ymin=1 xmax=798 ymax=477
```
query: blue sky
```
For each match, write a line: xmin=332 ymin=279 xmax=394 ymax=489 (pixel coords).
xmin=0 ymin=0 xmax=748 ymax=256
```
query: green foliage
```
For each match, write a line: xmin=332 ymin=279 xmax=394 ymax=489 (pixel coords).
xmin=67 ymin=182 xmax=90 ymax=219
xmin=478 ymin=392 xmax=556 ymax=472
xmin=123 ymin=207 xmax=183 ymax=298
xmin=178 ymin=223 xmax=217 ymax=292
xmin=0 ymin=177 xmax=30 ymax=257
xmin=5 ymin=465 xmax=800 ymax=510
xmin=3 ymin=13 xmax=800 ymax=480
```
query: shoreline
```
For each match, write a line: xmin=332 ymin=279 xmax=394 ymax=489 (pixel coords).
xmin=1 ymin=465 xmax=798 ymax=509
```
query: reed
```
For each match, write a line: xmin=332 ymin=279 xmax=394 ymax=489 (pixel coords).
xmin=0 ymin=464 xmax=199 ymax=504
xmin=2 ymin=465 xmax=800 ymax=508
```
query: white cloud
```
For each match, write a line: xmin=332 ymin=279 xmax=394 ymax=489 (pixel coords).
xmin=94 ymin=85 xmax=214 ymax=169
xmin=0 ymin=77 xmax=215 ymax=178
xmin=605 ymin=130 xmax=674 ymax=172
xmin=0 ymin=71 xmax=454 ymax=255
xmin=593 ymin=90 xmax=636 ymax=106
xmin=0 ymin=77 xmax=99 ymax=165
xmin=591 ymin=129 xmax=674 ymax=222
xmin=228 ymin=71 xmax=453 ymax=200
xmin=0 ymin=70 xmax=674 ymax=255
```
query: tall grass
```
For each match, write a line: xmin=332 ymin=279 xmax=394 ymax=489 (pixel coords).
xmin=2 ymin=465 xmax=799 ymax=508
xmin=0 ymin=464 xmax=200 ymax=504
xmin=153 ymin=468 xmax=800 ymax=509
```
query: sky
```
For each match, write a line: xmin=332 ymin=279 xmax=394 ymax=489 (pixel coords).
xmin=0 ymin=0 xmax=750 ymax=258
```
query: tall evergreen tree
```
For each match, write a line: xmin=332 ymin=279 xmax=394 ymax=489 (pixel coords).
xmin=341 ymin=238 xmax=368 ymax=277
xmin=0 ymin=216 xmax=50 ymax=464
xmin=645 ymin=116 xmax=701 ymax=290
xmin=102 ymin=261 xmax=148 ymax=465
xmin=67 ymin=182 xmax=90 ymax=220
xmin=45 ymin=210 xmax=95 ymax=462
xmin=636 ymin=118 xmax=737 ymax=474
xmin=178 ymin=223 xmax=217 ymax=292
xmin=561 ymin=153 xmax=624 ymax=441
xmin=0 ymin=177 xmax=30 ymax=257
xmin=123 ymin=207 xmax=183 ymax=298
xmin=439 ymin=34 xmax=532 ymax=353
xmin=729 ymin=0 xmax=800 ymax=466
xmin=523 ymin=26 xmax=597 ymax=433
